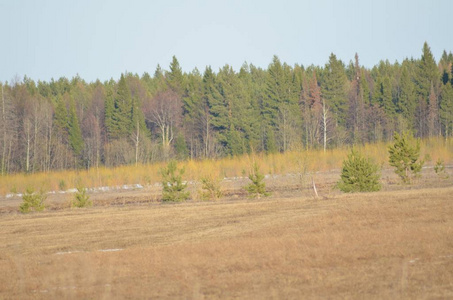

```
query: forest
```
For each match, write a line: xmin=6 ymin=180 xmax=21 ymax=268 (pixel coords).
xmin=0 ymin=42 xmax=452 ymax=175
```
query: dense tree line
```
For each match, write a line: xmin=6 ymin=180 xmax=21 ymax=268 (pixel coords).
xmin=1 ymin=42 xmax=452 ymax=174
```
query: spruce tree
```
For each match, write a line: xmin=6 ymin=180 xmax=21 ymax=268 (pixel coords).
xmin=203 ymin=66 xmax=227 ymax=145
xmin=322 ymin=53 xmax=348 ymax=126
xmin=440 ymin=82 xmax=453 ymax=138
xmin=414 ymin=42 xmax=439 ymax=100
xmin=167 ymin=56 xmax=184 ymax=95
xmin=68 ymin=98 xmax=84 ymax=158
xmin=54 ymin=95 xmax=69 ymax=139
xmin=397 ymin=64 xmax=416 ymax=127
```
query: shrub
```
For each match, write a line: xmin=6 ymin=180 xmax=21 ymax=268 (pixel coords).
xmin=200 ymin=175 xmax=223 ymax=201
xmin=337 ymin=149 xmax=381 ymax=193
xmin=72 ymin=186 xmax=92 ymax=208
xmin=434 ymin=158 xmax=449 ymax=179
xmin=59 ymin=180 xmax=66 ymax=191
xmin=388 ymin=131 xmax=424 ymax=184
xmin=160 ymin=161 xmax=190 ymax=202
xmin=20 ymin=187 xmax=46 ymax=213
xmin=245 ymin=162 xmax=269 ymax=198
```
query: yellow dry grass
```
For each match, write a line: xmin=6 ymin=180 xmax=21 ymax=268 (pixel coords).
xmin=0 ymin=186 xmax=452 ymax=299
xmin=1 ymin=138 xmax=452 ymax=196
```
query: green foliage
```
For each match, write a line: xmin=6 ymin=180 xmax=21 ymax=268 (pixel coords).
xmin=174 ymin=133 xmax=189 ymax=160
xmin=20 ymin=187 xmax=46 ymax=213
xmin=321 ymin=53 xmax=348 ymax=126
xmin=440 ymin=82 xmax=453 ymax=136
xmin=160 ymin=161 xmax=190 ymax=202
xmin=59 ymin=180 xmax=66 ymax=191
xmin=388 ymin=131 xmax=424 ymax=183
xmin=200 ymin=175 xmax=223 ymax=201
xmin=72 ymin=186 xmax=92 ymax=208
xmin=54 ymin=95 xmax=69 ymax=137
xmin=106 ymin=74 xmax=134 ymax=139
xmin=245 ymin=162 xmax=269 ymax=198
xmin=68 ymin=98 xmax=84 ymax=158
xmin=434 ymin=158 xmax=449 ymax=179
xmin=1 ymin=43 xmax=451 ymax=175
xmin=337 ymin=149 xmax=381 ymax=193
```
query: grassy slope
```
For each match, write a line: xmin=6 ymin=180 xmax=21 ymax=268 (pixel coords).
xmin=1 ymin=187 xmax=452 ymax=299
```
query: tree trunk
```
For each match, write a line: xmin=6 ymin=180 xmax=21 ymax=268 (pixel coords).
xmin=135 ymin=119 xmax=139 ymax=166
xmin=322 ymin=100 xmax=328 ymax=153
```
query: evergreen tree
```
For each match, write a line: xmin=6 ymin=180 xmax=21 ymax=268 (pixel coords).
xmin=388 ymin=131 xmax=424 ymax=183
xmin=106 ymin=74 xmax=133 ymax=139
xmin=381 ymin=76 xmax=396 ymax=117
xmin=182 ymin=69 xmax=203 ymax=158
xmin=238 ymin=63 xmax=261 ymax=152
xmin=167 ymin=56 xmax=184 ymax=95
xmin=322 ymin=53 xmax=348 ymax=127
xmin=245 ymin=162 xmax=269 ymax=198
xmin=440 ymin=82 xmax=453 ymax=138
xmin=263 ymin=56 xmax=298 ymax=151
xmin=397 ymin=64 xmax=416 ymax=128
xmin=427 ymin=84 xmax=439 ymax=136
xmin=54 ymin=95 xmax=69 ymax=139
xmin=68 ymin=98 xmax=84 ymax=158
xmin=203 ymin=66 xmax=227 ymax=146
xmin=160 ymin=161 xmax=189 ymax=202
xmin=414 ymin=42 xmax=439 ymax=100
xmin=337 ymin=149 xmax=381 ymax=193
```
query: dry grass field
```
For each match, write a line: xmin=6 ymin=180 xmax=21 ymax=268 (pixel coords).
xmin=1 ymin=178 xmax=453 ymax=299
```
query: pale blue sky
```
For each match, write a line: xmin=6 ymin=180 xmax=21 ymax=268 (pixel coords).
xmin=1 ymin=0 xmax=451 ymax=83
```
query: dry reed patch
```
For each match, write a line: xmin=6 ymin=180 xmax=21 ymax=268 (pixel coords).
xmin=2 ymin=137 xmax=451 ymax=197
xmin=0 ymin=187 xmax=452 ymax=299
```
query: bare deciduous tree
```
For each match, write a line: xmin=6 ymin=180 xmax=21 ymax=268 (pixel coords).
xmin=144 ymin=90 xmax=182 ymax=159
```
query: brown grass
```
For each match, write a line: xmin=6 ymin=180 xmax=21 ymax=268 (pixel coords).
xmin=1 ymin=185 xmax=452 ymax=299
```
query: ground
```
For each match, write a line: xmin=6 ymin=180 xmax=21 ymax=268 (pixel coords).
xmin=0 ymin=167 xmax=452 ymax=299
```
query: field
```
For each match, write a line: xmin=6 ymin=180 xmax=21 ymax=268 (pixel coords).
xmin=1 ymin=140 xmax=452 ymax=299
xmin=1 ymin=163 xmax=453 ymax=299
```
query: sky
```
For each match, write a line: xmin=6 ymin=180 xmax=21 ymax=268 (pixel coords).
xmin=1 ymin=0 xmax=452 ymax=83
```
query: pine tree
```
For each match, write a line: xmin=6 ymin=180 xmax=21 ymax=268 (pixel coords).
xmin=337 ymin=149 xmax=381 ymax=193
xmin=245 ymin=162 xmax=269 ymax=198
xmin=160 ymin=161 xmax=189 ymax=202
xmin=388 ymin=131 xmax=424 ymax=183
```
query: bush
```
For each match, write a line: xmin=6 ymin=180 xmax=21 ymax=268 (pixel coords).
xmin=388 ymin=131 xmax=424 ymax=184
xmin=434 ymin=158 xmax=449 ymax=179
xmin=20 ymin=187 xmax=46 ymax=213
xmin=245 ymin=162 xmax=269 ymax=198
xmin=337 ymin=149 xmax=381 ymax=193
xmin=160 ymin=161 xmax=190 ymax=202
xmin=72 ymin=186 xmax=92 ymax=208
xmin=200 ymin=175 xmax=223 ymax=201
